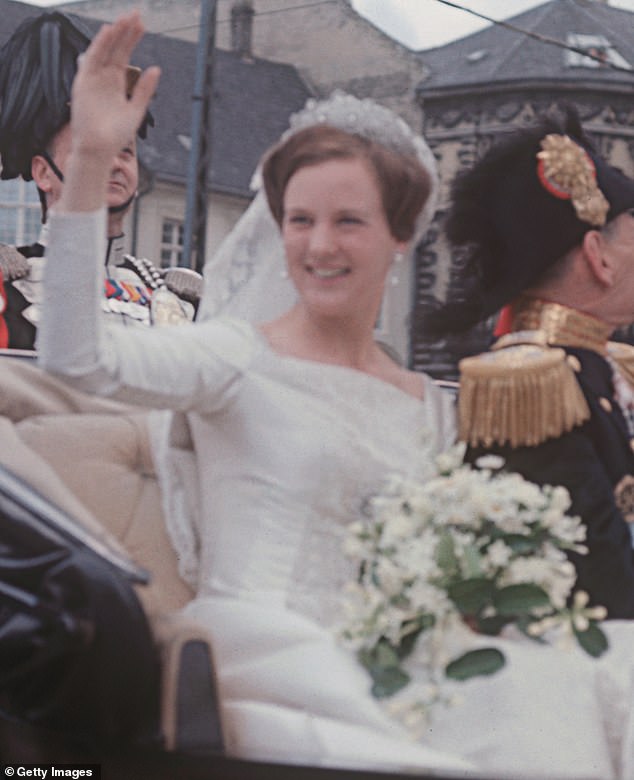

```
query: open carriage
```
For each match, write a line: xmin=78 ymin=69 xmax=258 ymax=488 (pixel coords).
xmin=0 ymin=351 xmax=572 ymax=780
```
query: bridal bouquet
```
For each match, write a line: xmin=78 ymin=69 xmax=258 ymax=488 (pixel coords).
xmin=341 ymin=445 xmax=608 ymax=727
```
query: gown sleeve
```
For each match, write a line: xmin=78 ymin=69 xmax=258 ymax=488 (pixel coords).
xmin=37 ymin=209 xmax=255 ymax=413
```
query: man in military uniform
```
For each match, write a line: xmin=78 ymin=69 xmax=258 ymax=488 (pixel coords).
xmin=423 ymin=109 xmax=634 ymax=619
xmin=0 ymin=12 xmax=201 ymax=350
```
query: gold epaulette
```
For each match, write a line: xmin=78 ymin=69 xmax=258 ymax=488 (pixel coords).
xmin=607 ymin=341 xmax=634 ymax=389
xmin=0 ymin=244 xmax=29 ymax=281
xmin=458 ymin=341 xmax=590 ymax=449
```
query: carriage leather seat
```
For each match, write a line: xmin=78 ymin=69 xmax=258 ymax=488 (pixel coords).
xmin=0 ymin=354 xmax=223 ymax=760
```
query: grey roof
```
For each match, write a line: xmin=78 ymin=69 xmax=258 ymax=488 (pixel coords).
xmin=418 ymin=0 xmax=634 ymax=97
xmin=0 ymin=0 xmax=312 ymax=197
xmin=130 ymin=33 xmax=312 ymax=197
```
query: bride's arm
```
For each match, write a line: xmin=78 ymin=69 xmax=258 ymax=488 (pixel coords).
xmin=38 ymin=13 xmax=251 ymax=412
xmin=58 ymin=13 xmax=159 ymax=217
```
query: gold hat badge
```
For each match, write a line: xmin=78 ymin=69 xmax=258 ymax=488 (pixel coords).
xmin=537 ymin=134 xmax=610 ymax=227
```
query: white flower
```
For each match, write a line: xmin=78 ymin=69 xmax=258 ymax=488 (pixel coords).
xmin=474 ymin=454 xmax=506 ymax=471
xmin=485 ymin=539 xmax=513 ymax=568
xmin=340 ymin=453 xmax=607 ymax=732
xmin=549 ymin=485 xmax=572 ymax=512
xmin=380 ymin=511 xmax=415 ymax=546
xmin=435 ymin=442 xmax=466 ymax=473
xmin=407 ymin=580 xmax=448 ymax=614
xmin=375 ymin=557 xmax=407 ymax=597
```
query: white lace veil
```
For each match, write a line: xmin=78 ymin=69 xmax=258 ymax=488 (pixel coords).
xmin=152 ymin=93 xmax=440 ymax=589
xmin=198 ymin=91 xmax=439 ymax=327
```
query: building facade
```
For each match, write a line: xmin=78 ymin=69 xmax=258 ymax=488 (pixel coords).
xmin=58 ymin=0 xmax=426 ymax=127
xmin=412 ymin=0 xmax=634 ymax=379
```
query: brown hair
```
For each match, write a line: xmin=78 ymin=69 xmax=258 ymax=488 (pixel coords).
xmin=262 ymin=125 xmax=431 ymax=242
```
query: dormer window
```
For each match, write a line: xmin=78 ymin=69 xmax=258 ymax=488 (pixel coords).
xmin=565 ymin=33 xmax=631 ymax=70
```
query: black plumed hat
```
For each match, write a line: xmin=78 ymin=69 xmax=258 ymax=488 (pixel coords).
xmin=422 ymin=107 xmax=634 ymax=336
xmin=0 ymin=11 xmax=153 ymax=182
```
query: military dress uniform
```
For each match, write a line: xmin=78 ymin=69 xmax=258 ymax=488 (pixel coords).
xmin=2 ymin=226 xmax=201 ymax=350
xmin=459 ymin=297 xmax=634 ymax=619
xmin=420 ymin=108 xmax=634 ymax=620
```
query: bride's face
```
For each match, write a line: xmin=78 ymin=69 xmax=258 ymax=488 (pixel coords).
xmin=281 ymin=157 xmax=406 ymax=320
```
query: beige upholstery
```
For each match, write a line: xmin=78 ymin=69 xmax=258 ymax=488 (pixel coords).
xmin=0 ymin=356 xmax=223 ymax=755
xmin=0 ymin=357 xmax=193 ymax=614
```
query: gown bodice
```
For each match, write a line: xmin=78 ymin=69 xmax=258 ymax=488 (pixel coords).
xmin=165 ymin=325 xmax=456 ymax=626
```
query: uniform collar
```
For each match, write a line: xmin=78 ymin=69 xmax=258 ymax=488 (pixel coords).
xmin=105 ymin=234 xmax=126 ymax=268
xmin=511 ymin=296 xmax=613 ymax=355
xmin=39 ymin=221 xmax=126 ymax=268
xmin=37 ymin=222 xmax=49 ymax=248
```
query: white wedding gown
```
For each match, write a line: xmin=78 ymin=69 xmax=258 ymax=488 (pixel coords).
xmin=39 ymin=210 xmax=634 ymax=779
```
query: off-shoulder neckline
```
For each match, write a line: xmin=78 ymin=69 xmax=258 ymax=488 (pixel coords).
xmin=247 ymin=322 xmax=427 ymax=403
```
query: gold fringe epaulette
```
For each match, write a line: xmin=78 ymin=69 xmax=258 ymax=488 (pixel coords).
xmin=0 ymin=244 xmax=29 ymax=280
xmin=607 ymin=341 xmax=634 ymax=390
xmin=458 ymin=343 xmax=590 ymax=448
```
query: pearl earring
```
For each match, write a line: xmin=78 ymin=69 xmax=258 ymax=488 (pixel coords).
xmin=280 ymin=268 xmax=288 ymax=279
xmin=391 ymin=251 xmax=403 ymax=286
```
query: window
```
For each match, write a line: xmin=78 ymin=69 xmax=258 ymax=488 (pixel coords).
xmin=160 ymin=218 xmax=184 ymax=268
xmin=0 ymin=179 xmax=41 ymax=246
xmin=566 ymin=33 xmax=631 ymax=70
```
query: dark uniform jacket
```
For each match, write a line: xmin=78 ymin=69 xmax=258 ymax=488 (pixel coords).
xmin=460 ymin=299 xmax=634 ymax=619
xmin=2 ymin=233 xmax=201 ymax=350
xmin=4 ymin=241 xmax=42 ymax=349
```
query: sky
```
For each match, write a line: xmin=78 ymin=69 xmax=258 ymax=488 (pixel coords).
xmin=351 ymin=0 xmax=634 ymax=50
xmin=20 ymin=0 xmax=634 ymax=50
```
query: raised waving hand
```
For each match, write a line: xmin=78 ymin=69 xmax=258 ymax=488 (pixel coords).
xmin=59 ymin=12 xmax=160 ymax=214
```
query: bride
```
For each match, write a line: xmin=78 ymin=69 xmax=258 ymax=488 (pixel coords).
xmin=38 ymin=13 xmax=634 ymax=779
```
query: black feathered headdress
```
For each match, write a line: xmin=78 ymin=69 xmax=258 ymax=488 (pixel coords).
xmin=422 ymin=106 xmax=634 ymax=337
xmin=0 ymin=11 xmax=153 ymax=182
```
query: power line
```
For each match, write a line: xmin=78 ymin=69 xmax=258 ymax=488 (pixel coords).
xmin=144 ymin=0 xmax=634 ymax=75
xmin=433 ymin=0 xmax=634 ymax=74
xmin=149 ymin=0 xmax=337 ymax=37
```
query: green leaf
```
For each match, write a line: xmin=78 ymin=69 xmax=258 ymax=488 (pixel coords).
xmin=435 ymin=530 xmax=459 ymax=574
xmin=398 ymin=615 xmax=434 ymax=659
xmin=474 ymin=614 xmax=513 ymax=636
xmin=574 ymin=622 xmax=609 ymax=658
xmin=496 ymin=534 xmax=537 ymax=555
xmin=448 ymin=577 xmax=495 ymax=615
xmin=445 ymin=648 xmax=506 ymax=681
xmin=370 ymin=666 xmax=411 ymax=699
xmin=493 ymin=583 xmax=550 ymax=616
xmin=462 ymin=544 xmax=483 ymax=578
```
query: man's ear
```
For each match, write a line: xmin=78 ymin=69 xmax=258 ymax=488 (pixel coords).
xmin=582 ymin=229 xmax=614 ymax=287
xmin=31 ymin=155 xmax=53 ymax=193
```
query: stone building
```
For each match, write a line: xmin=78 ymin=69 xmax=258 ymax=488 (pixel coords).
xmin=57 ymin=0 xmax=426 ymax=127
xmin=412 ymin=0 xmax=634 ymax=380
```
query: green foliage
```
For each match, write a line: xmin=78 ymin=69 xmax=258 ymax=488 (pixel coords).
xmin=574 ymin=622 xmax=609 ymax=658
xmin=360 ymin=639 xmax=411 ymax=698
xmin=445 ymin=648 xmax=506 ymax=681
xmin=448 ymin=577 xmax=495 ymax=614
xmin=493 ymin=584 xmax=551 ymax=615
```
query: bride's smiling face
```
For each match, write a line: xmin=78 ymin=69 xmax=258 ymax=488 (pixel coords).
xmin=281 ymin=157 xmax=406 ymax=319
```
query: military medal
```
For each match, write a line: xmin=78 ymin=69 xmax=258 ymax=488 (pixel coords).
xmin=150 ymin=287 xmax=189 ymax=326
